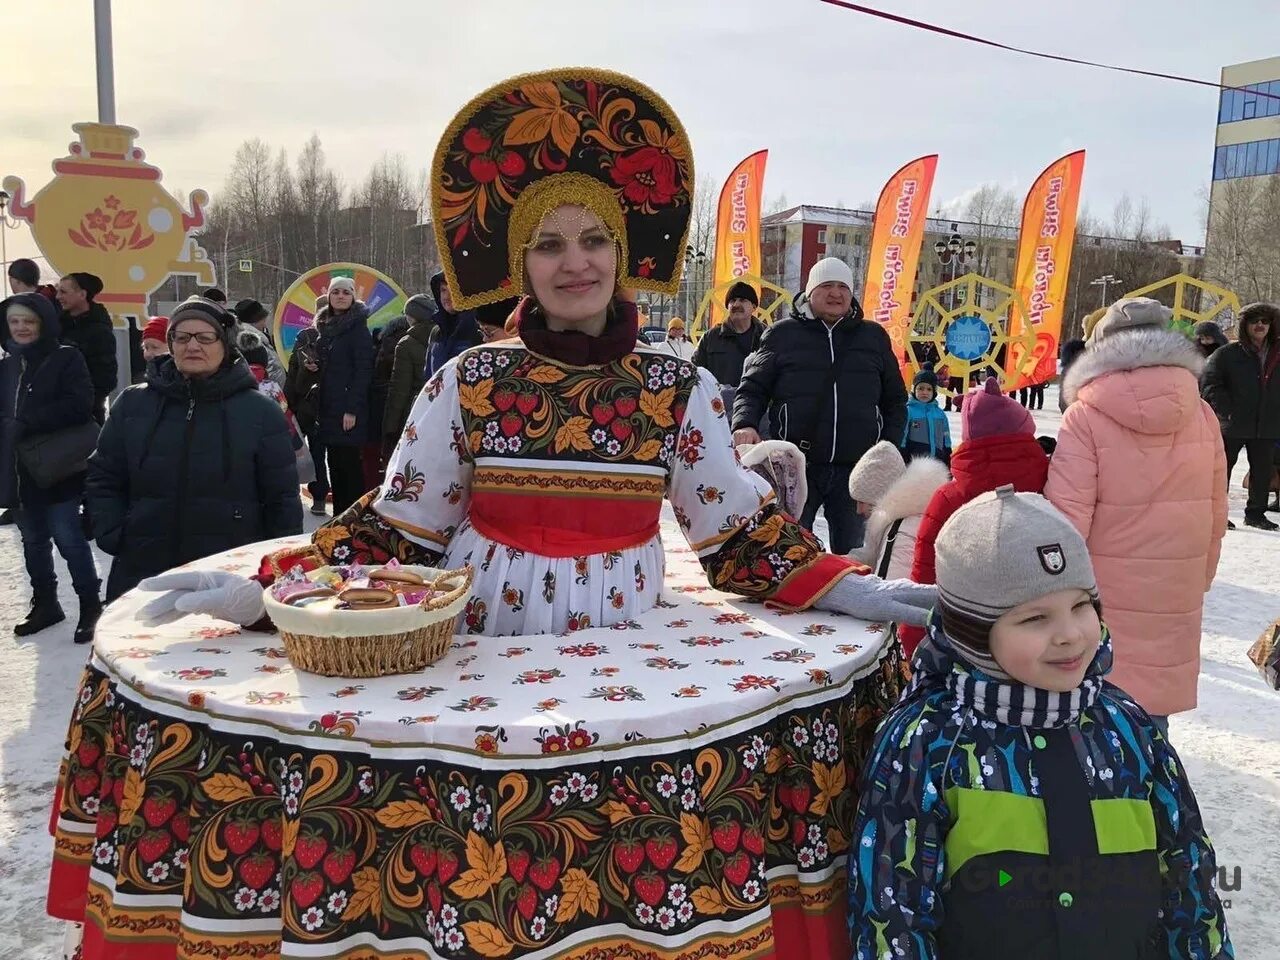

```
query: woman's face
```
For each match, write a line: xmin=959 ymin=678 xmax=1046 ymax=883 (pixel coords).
xmin=524 ymin=205 xmax=617 ymax=327
xmin=141 ymin=338 xmax=169 ymax=361
xmin=6 ymin=309 xmax=39 ymax=345
xmin=329 ymin=287 xmax=355 ymax=311
xmin=171 ymin=319 xmax=226 ymax=378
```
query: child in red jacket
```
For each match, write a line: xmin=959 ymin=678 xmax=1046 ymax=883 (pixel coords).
xmin=898 ymin=376 xmax=1049 ymax=656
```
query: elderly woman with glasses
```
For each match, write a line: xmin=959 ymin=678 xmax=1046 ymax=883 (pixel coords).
xmin=86 ymin=296 xmax=303 ymax=601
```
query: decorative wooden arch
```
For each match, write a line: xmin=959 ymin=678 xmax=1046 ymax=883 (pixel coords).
xmin=1124 ymin=273 xmax=1242 ymax=338
xmin=904 ymin=272 xmax=1037 ymax=395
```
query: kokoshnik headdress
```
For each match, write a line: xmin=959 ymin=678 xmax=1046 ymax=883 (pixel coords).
xmin=431 ymin=68 xmax=694 ymax=310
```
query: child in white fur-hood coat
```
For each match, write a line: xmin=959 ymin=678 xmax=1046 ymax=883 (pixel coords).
xmin=848 ymin=441 xmax=950 ymax=580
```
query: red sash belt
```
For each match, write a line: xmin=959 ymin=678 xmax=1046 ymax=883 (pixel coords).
xmin=468 ymin=509 xmax=659 ymax=558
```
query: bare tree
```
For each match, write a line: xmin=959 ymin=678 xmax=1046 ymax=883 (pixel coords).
xmin=958 ymin=183 xmax=1020 ymax=281
xmin=1205 ymin=177 xmax=1280 ymax=303
xmin=296 ymin=134 xmax=343 ymax=268
xmin=764 ymin=192 xmax=790 ymax=216
xmin=1061 ymin=193 xmax=1181 ymax=340
xmin=679 ymin=174 xmax=718 ymax=319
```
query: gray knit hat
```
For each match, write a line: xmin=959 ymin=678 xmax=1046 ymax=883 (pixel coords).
xmin=935 ymin=486 xmax=1096 ymax=667
xmin=1088 ymin=297 xmax=1172 ymax=343
xmin=848 ymin=441 xmax=906 ymax=505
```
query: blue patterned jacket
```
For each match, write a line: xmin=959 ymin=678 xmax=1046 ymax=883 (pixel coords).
xmin=847 ymin=615 xmax=1232 ymax=960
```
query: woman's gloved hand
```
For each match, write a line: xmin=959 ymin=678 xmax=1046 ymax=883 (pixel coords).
xmin=137 ymin=571 xmax=267 ymax=627
xmin=813 ymin=572 xmax=936 ymax=627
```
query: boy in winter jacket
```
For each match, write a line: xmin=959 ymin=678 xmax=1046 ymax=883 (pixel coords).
xmin=900 ymin=363 xmax=951 ymax=464
xmin=898 ymin=377 xmax=1048 ymax=656
xmin=847 ymin=487 xmax=1232 ymax=960
xmin=849 ymin=440 xmax=950 ymax=580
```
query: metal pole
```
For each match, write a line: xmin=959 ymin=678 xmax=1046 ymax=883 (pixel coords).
xmin=1 ymin=221 xmax=7 ymax=297
xmin=95 ymin=0 xmax=132 ymax=393
xmin=94 ymin=0 xmax=116 ymax=123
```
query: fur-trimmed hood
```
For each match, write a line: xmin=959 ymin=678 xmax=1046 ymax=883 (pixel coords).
xmin=1063 ymin=326 xmax=1206 ymax=436
xmin=852 ymin=456 xmax=950 ymax=567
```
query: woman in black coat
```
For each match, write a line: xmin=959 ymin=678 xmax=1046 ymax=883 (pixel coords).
xmin=0 ymin=293 xmax=101 ymax=642
xmin=87 ymin=297 xmax=303 ymax=601
xmin=312 ymin=278 xmax=374 ymax=513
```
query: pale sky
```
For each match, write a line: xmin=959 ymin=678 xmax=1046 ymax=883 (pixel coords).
xmin=3 ymin=0 xmax=1276 ymax=271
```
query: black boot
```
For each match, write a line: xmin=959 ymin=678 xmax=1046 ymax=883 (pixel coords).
xmin=15 ymin=591 xmax=66 ymax=636
xmin=73 ymin=588 xmax=103 ymax=645
xmin=1268 ymin=493 xmax=1280 ymax=513
xmin=0 ymin=508 xmax=14 ymax=526
xmin=1244 ymin=515 xmax=1279 ymax=531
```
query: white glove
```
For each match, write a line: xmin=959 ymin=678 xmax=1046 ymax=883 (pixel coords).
xmin=814 ymin=573 xmax=936 ymax=627
xmin=137 ymin=571 xmax=267 ymax=627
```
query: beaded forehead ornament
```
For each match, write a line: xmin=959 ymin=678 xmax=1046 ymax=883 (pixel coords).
xmin=431 ymin=68 xmax=694 ymax=311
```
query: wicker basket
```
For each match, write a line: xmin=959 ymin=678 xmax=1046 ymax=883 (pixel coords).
xmin=263 ymin=549 xmax=474 ymax=678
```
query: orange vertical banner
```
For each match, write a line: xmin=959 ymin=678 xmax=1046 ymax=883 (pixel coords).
xmin=711 ymin=150 xmax=768 ymax=325
xmin=862 ymin=155 xmax=938 ymax=376
xmin=1005 ymin=150 xmax=1085 ymax=390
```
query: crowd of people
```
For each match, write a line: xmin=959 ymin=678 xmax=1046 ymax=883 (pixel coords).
xmin=4 ymin=62 xmax=1275 ymax=957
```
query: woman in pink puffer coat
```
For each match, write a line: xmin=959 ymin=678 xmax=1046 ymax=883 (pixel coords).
xmin=1045 ymin=298 xmax=1227 ymax=724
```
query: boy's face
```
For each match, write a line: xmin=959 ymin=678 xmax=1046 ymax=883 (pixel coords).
xmin=914 ymin=383 xmax=935 ymax=403
xmin=988 ymin=588 xmax=1101 ymax=692
xmin=855 ymin=500 xmax=873 ymax=518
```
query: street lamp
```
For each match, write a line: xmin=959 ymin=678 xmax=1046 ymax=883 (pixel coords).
xmin=1090 ymin=274 xmax=1122 ymax=308
xmin=683 ymin=245 xmax=707 ymax=319
xmin=934 ymin=227 xmax=977 ymax=309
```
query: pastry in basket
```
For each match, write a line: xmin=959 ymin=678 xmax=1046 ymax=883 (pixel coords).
xmin=262 ymin=562 xmax=474 ymax=677
xmin=370 ymin=566 xmax=427 ymax=586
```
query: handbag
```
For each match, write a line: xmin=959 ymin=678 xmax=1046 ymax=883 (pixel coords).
xmin=16 ymin=420 xmax=101 ymax=488
xmin=1247 ymin=617 xmax=1280 ymax=691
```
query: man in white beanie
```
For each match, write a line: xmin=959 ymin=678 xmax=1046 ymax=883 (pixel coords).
xmin=731 ymin=257 xmax=907 ymax=553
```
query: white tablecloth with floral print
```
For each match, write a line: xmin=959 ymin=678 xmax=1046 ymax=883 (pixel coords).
xmin=90 ymin=512 xmax=891 ymax=753
xmin=49 ymin=506 xmax=899 ymax=960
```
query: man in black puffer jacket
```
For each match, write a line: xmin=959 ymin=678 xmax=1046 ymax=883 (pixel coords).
xmin=56 ymin=272 xmax=118 ymax=423
xmin=733 ymin=257 xmax=907 ymax=553
xmin=1201 ymin=301 xmax=1280 ymax=531
xmin=88 ymin=296 xmax=303 ymax=600
xmin=693 ymin=281 xmax=767 ymax=389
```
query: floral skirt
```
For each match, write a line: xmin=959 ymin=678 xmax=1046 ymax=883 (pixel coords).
xmin=50 ymin=644 xmax=907 ymax=960
xmin=443 ymin=521 xmax=668 ymax=636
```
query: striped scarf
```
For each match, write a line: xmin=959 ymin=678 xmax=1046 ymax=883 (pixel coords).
xmin=907 ymin=611 xmax=1112 ymax=728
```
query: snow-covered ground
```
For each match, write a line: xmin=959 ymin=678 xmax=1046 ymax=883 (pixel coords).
xmin=0 ymin=387 xmax=1276 ymax=957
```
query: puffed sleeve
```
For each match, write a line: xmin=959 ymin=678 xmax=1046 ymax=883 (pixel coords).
xmin=313 ymin=362 xmax=472 ymax=566
xmin=668 ymin=368 xmax=868 ymax=609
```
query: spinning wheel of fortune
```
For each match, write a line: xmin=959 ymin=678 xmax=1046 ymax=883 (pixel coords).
xmin=905 ymin=272 xmax=1037 ymax=396
xmin=273 ymin=263 xmax=408 ymax=362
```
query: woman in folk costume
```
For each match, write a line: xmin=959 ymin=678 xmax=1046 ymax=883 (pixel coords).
xmin=144 ymin=69 xmax=933 ymax=643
